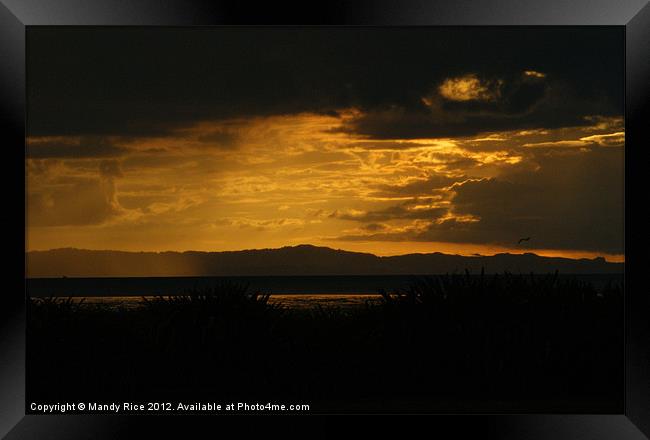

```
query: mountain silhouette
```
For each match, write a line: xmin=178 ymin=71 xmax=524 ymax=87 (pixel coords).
xmin=26 ymin=245 xmax=623 ymax=278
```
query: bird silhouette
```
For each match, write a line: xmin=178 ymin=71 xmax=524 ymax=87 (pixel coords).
xmin=517 ymin=237 xmax=531 ymax=245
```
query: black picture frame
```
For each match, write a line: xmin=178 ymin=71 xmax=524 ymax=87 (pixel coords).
xmin=2 ymin=0 xmax=649 ymax=437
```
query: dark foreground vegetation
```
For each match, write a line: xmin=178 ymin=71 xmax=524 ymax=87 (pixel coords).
xmin=27 ymin=272 xmax=623 ymax=412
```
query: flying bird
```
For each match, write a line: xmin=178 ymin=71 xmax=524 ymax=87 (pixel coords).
xmin=517 ymin=237 xmax=531 ymax=245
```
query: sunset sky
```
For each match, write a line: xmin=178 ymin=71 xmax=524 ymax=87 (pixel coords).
xmin=26 ymin=27 xmax=624 ymax=261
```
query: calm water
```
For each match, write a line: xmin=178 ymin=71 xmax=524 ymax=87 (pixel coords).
xmin=27 ymin=274 xmax=622 ymax=311
xmin=27 ymin=274 xmax=622 ymax=296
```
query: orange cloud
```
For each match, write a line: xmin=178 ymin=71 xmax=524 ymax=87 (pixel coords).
xmin=437 ymin=74 xmax=503 ymax=102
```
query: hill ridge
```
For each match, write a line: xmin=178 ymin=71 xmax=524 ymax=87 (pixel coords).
xmin=26 ymin=245 xmax=623 ymax=278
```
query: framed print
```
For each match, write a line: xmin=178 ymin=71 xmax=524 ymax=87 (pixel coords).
xmin=1 ymin=0 xmax=649 ymax=438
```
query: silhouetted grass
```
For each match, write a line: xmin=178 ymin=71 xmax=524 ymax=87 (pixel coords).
xmin=27 ymin=272 xmax=623 ymax=412
xmin=374 ymin=270 xmax=622 ymax=400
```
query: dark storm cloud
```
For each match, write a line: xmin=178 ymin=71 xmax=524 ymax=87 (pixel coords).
xmin=432 ymin=71 xmax=549 ymax=114
xmin=28 ymin=27 xmax=623 ymax=138
xmin=417 ymin=149 xmax=624 ymax=253
xmin=338 ymin=76 xmax=617 ymax=139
